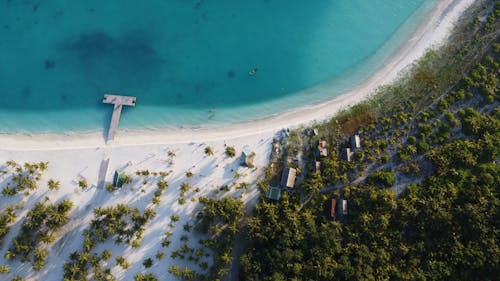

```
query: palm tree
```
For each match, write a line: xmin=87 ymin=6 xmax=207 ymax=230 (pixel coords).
xmin=78 ymin=179 xmax=88 ymax=189
xmin=0 ymin=264 xmax=10 ymax=273
xmin=38 ymin=161 xmax=48 ymax=172
xmin=48 ymin=179 xmax=60 ymax=190
xmin=204 ymin=146 xmax=214 ymax=156
xmin=6 ymin=160 xmax=18 ymax=168
xmin=3 ymin=206 xmax=16 ymax=223
xmin=225 ymin=146 xmax=236 ymax=157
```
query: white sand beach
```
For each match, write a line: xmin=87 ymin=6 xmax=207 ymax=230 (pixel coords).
xmin=0 ymin=132 xmax=274 ymax=280
xmin=0 ymin=0 xmax=475 ymax=279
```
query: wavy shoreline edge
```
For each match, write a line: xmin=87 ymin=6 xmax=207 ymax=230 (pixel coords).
xmin=0 ymin=0 xmax=475 ymax=150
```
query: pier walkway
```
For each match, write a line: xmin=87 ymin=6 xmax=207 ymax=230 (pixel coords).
xmin=102 ymin=94 xmax=136 ymax=141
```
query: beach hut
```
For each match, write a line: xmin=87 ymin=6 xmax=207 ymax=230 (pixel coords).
xmin=350 ymin=135 xmax=361 ymax=151
xmin=342 ymin=148 xmax=354 ymax=162
xmin=318 ymin=140 xmax=328 ymax=157
xmin=280 ymin=167 xmax=297 ymax=189
xmin=113 ymin=169 xmax=126 ymax=188
xmin=273 ymin=142 xmax=280 ymax=153
xmin=314 ymin=161 xmax=321 ymax=174
xmin=338 ymin=199 xmax=348 ymax=217
xmin=241 ymin=150 xmax=256 ymax=168
xmin=265 ymin=186 xmax=282 ymax=201
xmin=325 ymin=198 xmax=337 ymax=219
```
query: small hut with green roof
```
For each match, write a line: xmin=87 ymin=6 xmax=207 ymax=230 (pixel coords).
xmin=113 ymin=169 xmax=127 ymax=188
xmin=265 ymin=186 xmax=282 ymax=201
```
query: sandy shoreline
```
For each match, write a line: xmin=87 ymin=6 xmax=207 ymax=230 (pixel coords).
xmin=0 ymin=0 xmax=474 ymax=150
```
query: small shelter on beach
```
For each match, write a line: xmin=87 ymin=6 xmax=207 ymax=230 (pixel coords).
xmin=314 ymin=161 xmax=321 ymax=174
xmin=342 ymin=148 xmax=354 ymax=162
xmin=241 ymin=150 xmax=256 ymax=168
xmin=280 ymin=167 xmax=297 ymax=189
xmin=338 ymin=199 xmax=348 ymax=218
xmin=325 ymin=198 xmax=348 ymax=220
xmin=113 ymin=169 xmax=126 ymax=188
xmin=265 ymin=186 xmax=282 ymax=201
xmin=350 ymin=135 xmax=361 ymax=151
xmin=318 ymin=140 xmax=328 ymax=157
xmin=325 ymin=198 xmax=337 ymax=219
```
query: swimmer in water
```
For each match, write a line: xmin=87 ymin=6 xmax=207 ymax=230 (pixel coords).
xmin=248 ymin=68 xmax=258 ymax=76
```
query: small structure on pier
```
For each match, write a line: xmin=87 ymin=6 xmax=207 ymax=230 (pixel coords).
xmin=102 ymin=94 xmax=136 ymax=141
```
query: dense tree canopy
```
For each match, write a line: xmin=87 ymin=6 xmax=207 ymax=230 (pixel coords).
xmin=240 ymin=2 xmax=500 ymax=280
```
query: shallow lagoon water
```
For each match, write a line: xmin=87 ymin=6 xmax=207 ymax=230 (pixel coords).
xmin=0 ymin=0 xmax=432 ymax=132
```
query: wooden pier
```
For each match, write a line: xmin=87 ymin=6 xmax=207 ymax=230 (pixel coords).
xmin=102 ymin=94 xmax=136 ymax=141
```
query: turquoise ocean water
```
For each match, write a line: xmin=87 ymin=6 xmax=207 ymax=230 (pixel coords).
xmin=0 ymin=0 xmax=433 ymax=133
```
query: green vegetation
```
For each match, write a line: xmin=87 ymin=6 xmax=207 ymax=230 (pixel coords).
xmin=134 ymin=273 xmax=158 ymax=281
xmin=168 ymin=265 xmax=196 ymax=281
xmin=116 ymin=256 xmax=130 ymax=269
xmin=0 ymin=264 xmax=9 ymax=273
xmin=178 ymin=182 xmax=193 ymax=205
xmin=204 ymin=146 xmax=214 ymax=156
xmin=63 ymin=204 xmax=156 ymax=280
xmin=151 ymin=179 xmax=168 ymax=205
xmin=171 ymin=214 xmax=180 ymax=222
xmin=168 ymin=150 xmax=176 ymax=158
xmin=0 ymin=206 xmax=16 ymax=245
xmin=225 ymin=146 xmax=236 ymax=157
xmin=90 ymin=204 xmax=156 ymax=244
xmin=366 ymin=170 xmax=395 ymax=187
xmin=155 ymin=250 xmax=165 ymax=260
xmin=101 ymin=249 xmax=112 ymax=261
xmin=106 ymin=183 xmax=115 ymax=192
xmin=120 ymin=174 xmax=132 ymax=185
xmin=143 ymin=257 xmax=153 ymax=268
xmin=197 ymin=197 xmax=244 ymax=279
xmin=6 ymin=200 xmax=73 ymax=270
xmin=1 ymin=2 xmax=499 ymax=280
xmin=78 ymin=179 xmax=88 ymax=189
xmin=2 ymin=161 xmax=47 ymax=196
xmin=169 ymin=197 xmax=244 ymax=280
xmin=47 ymin=179 xmax=60 ymax=190
xmin=240 ymin=2 xmax=500 ymax=280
